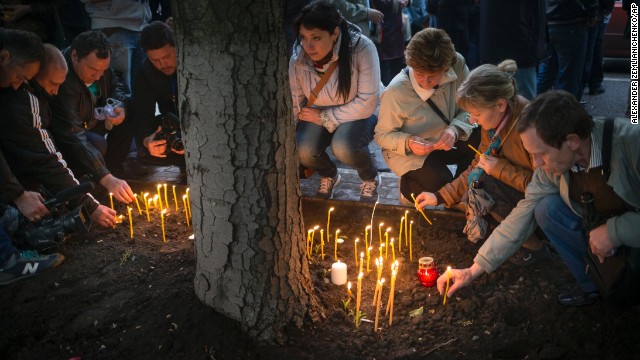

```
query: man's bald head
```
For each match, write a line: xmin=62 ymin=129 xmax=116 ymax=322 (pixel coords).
xmin=35 ymin=44 xmax=67 ymax=96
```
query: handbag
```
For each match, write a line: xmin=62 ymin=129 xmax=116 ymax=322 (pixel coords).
xmin=298 ymin=61 xmax=338 ymax=179
xmin=581 ymin=118 xmax=640 ymax=307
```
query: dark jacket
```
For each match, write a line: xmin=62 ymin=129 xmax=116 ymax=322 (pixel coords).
xmin=480 ymin=0 xmax=548 ymax=68
xmin=545 ymin=0 xmax=598 ymax=25
xmin=0 ymin=82 xmax=99 ymax=213
xmin=49 ymin=47 xmax=128 ymax=182
xmin=130 ymin=58 xmax=178 ymax=146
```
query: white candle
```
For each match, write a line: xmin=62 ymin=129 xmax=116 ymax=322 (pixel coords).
xmin=331 ymin=260 xmax=347 ymax=285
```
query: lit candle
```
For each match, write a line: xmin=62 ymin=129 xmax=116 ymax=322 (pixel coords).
xmin=354 ymin=238 xmax=359 ymax=267
xmin=378 ymin=223 xmax=383 ymax=247
xmin=160 ymin=209 xmax=167 ymax=243
xmin=374 ymin=278 xmax=385 ymax=332
xmin=172 ymin=185 xmax=179 ymax=211
xmin=182 ymin=195 xmax=190 ymax=227
xmin=398 ymin=216 xmax=404 ymax=253
xmin=364 ymin=225 xmax=370 ymax=252
xmin=366 ymin=246 xmax=372 ymax=272
xmin=143 ymin=193 xmax=150 ymax=222
xmin=386 ymin=264 xmax=398 ymax=325
xmin=355 ymin=272 xmax=363 ymax=327
xmin=134 ymin=194 xmax=142 ymax=215
xmin=359 ymin=252 xmax=364 ymax=275
xmin=411 ymin=193 xmax=433 ymax=225
xmin=385 ymin=227 xmax=391 ymax=259
xmin=309 ymin=225 xmax=319 ymax=258
xmin=443 ymin=266 xmax=452 ymax=305
xmin=153 ymin=194 xmax=159 ymax=210
xmin=320 ymin=229 xmax=325 ymax=260
xmin=334 ymin=229 xmax=340 ymax=261
xmin=404 ymin=210 xmax=409 ymax=246
xmin=326 ymin=207 xmax=334 ymax=247
xmin=372 ymin=258 xmax=380 ymax=306
xmin=146 ymin=198 xmax=152 ymax=222
xmin=185 ymin=188 xmax=192 ymax=219
xmin=127 ymin=206 xmax=133 ymax=238
xmin=306 ymin=229 xmax=312 ymax=260
xmin=467 ymin=143 xmax=484 ymax=157
xmin=156 ymin=184 xmax=163 ymax=211
xmin=331 ymin=260 xmax=347 ymax=285
xmin=163 ymin=184 xmax=169 ymax=212
xmin=347 ymin=281 xmax=352 ymax=299
xmin=391 ymin=238 xmax=395 ymax=262
xmin=409 ymin=220 xmax=414 ymax=262
xmin=109 ymin=192 xmax=114 ymax=210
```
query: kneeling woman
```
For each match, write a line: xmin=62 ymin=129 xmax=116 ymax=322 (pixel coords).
xmin=415 ymin=60 xmax=548 ymax=264
xmin=290 ymin=0 xmax=382 ymax=200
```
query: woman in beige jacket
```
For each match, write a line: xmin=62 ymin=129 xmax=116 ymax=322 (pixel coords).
xmin=415 ymin=60 xmax=548 ymax=265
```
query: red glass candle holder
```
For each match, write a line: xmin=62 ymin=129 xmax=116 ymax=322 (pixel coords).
xmin=417 ymin=267 xmax=438 ymax=287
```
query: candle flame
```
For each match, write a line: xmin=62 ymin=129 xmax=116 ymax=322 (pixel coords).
xmin=355 ymin=238 xmax=359 ymax=243
xmin=329 ymin=207 xmax=334 ymax=212
xmin=447 ymin=266 xmax=452 ymax=271
xmin=386 ymin=227 xmax=391 ymax=232
xmin=360 ymin=252 xmax=364 ymax=257
xmin=109 ymin=192 xmax=113 ymax=196
xmin=366 ymin=225 xmax=371 ymax=230
xmin=313 ymin=225 xmax=319 ymax=230
xmin=379 ymin=222 xmax=384 ymax=227
xmin=162 ymin=208 xmax=167 ymax=214
xmin=348 ymin=281 xmax=351 ymax=290
xmin=358 ymin=272 xmax=363 ymax=278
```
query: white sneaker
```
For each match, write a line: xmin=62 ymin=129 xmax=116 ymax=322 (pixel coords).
xmin=360 ymin=175 xmax=379 ymax=201
xmin=317 ymin=174 xmax=341 ymax=199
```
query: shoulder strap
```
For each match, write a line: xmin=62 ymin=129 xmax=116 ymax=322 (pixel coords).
xmin=601 ymin=117 xmax=615 ymax=181
xmin=307 ymin=61 xmax=339 ymax=108
xmin=403 ymin=67 xmax=450 ymax=125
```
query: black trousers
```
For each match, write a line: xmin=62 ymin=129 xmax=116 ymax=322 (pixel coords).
xmin=400 ymin=126 xmax=480 ymax=200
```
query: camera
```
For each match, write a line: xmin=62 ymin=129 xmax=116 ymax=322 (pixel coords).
xmin=13 ymin=184 xmax=94 ymax=251
xmin=94 ymin=98 xmax=123 ymax=121
xmin=153 ymin=112 xmax=183 ymax=153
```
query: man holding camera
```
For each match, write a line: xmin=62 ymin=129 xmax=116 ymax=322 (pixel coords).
xmin=49 ymin=30 xmax=136 ymax=204
xmin=437 ymin=91 xmax=640 ymax=307
xmin=0 ymin=29 xmax=65 ymax=284
xmin=0 ymin=44 xmax=117 ymax=229
xmin=130 ymin=21 xmax=185 ymax=173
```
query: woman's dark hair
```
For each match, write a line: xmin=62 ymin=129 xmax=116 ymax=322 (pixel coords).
xmin=70 ymin=30 xmax=111 ymax=60
xmin=517 ymin=90 xmax=594 ymax=149
xmin=293 ymin=0 xmax=361 ymax=102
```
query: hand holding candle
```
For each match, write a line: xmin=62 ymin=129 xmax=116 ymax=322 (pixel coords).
xmin=410 ymin=193 xmax=433 ymax=225
xmin=443 ymin=266 xmax=452 ymax=305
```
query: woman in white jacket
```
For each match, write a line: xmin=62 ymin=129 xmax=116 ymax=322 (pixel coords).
xmin=289 ymin=0 xmax=383 ymax=200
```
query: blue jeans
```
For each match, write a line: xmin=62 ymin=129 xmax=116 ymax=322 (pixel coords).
xmin=106 ymin=29 xmax=144 ymax=93
xmin=514 ymin=66 xmax=537 ymax=101
xmin=534 ymin=194 xmax=597 ymax=293
xmin=537 ymin=24 xmax=588 ymax=101
xmin=296 ymin=115 xmax=378 ymax=181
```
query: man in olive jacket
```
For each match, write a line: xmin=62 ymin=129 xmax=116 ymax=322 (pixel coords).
xmin=49 ymin=31 xmax=134 ymax=204
xmin=438 ymin=91 xmax=640 ymax=307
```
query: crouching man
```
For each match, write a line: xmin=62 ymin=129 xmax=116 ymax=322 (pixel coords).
xmin=438 ymin=90 xmax=640 ymax=307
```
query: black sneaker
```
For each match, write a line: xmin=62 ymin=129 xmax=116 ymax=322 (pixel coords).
xmin=0 ymin=250 xmax=65 ymax=285
xmin=509 ymin=244 xmax=550 ymax=266
xmin=557 ymin=289 xmax=599 ymax=307
xmin=588 ymin=85 xmax=605 ymax=95
xmin=317 ymin=174 xmax=341 ymax=199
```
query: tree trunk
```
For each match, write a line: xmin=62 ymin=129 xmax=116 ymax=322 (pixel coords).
xmin=173 ymin=1 xmax=322 ymax=342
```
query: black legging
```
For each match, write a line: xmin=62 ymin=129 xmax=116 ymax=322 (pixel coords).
xmin=400 ymin=126 xmax=480 ymax=200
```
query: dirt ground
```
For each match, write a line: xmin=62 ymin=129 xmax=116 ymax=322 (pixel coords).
xmin=1 ymin=194 xmax=639 ymax=360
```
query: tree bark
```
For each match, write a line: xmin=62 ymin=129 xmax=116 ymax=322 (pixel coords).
xmin=173 ymin=0 xmax=322 ymax=342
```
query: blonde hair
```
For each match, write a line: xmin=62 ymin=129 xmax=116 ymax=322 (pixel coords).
xmin=457 ymin=59 xmax=518 ymax=111
xmin=405 ymin=28 xmax=457 ymax=73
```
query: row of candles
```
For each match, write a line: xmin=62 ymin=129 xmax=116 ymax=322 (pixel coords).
xmin=306 ymin=208 xmax=417 ymax=266
xmin=109 ymin=184 xmax=192 ymax=242
xmin=314 ymin=203 xmax=451 ymax=331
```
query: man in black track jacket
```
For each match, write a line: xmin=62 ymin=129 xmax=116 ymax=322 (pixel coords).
xmin=0 ymin=45 xmax=117 ymax=229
